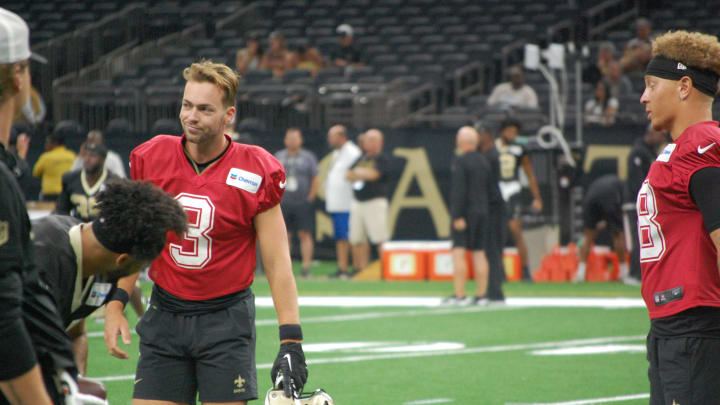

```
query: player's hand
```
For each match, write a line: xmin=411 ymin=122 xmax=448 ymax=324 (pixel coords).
xmin=453 ymin=218 xmax=467 ymax=231
xmin=104 ymin=301 xmax=131 ymax=359
xmin=531 ymin=198 xmax=543 ymax=212
xmin=271 ymin=342 xmax=308 ymax=398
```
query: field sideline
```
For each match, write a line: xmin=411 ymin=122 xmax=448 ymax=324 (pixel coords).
xmin=83 ymin=262 xmax=651 ymax=405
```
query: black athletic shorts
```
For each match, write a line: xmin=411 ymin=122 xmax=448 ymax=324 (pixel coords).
xmin=281 ymin=201 xmax=314 ymax=233
xmin=451 ymin=214 xmax=488 ymax=251
xmin=506 ymin=193 xmax=524 ymax=221
xmin=133 ymin=290 xmax=258 ymax=404
xmin=647 ymin=331 xmax=720 ymax=405
xmin=583 ymin=197 xmax=622 ymax=232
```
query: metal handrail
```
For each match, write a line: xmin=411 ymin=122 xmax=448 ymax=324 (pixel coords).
xmin=453 ymin=61 xmax=486 ymax=105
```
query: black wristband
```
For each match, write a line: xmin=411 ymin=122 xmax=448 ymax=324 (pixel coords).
xmin=279 ymin=324 xmax=303 ymax=341
xmin=109 ymin=288 xmax=129 ymax=308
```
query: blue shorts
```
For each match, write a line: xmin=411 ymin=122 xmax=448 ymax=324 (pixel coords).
xmin=331 ymin=212 xmax=350 ymax=240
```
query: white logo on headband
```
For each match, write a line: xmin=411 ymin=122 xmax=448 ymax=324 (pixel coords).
xmin=677 ymin=62 xmax=687 ymax=70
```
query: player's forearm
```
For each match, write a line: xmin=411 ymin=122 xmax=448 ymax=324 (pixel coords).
xmin=353 ymin=167 xmax=380 ymax=181
xmin=107 ymin=273 xmax=141 ymax=314
xmin=70 ymin=328 xmax=88 ymax=376
xmin=266 ymin=262 xmax=301 ymax=327
xmin=256 ymin=205 xmax=301 ymax=327
xmin=307 ymin=176 xmax=319 ymax=201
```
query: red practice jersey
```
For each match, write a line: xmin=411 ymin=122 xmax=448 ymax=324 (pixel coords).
xmin=130 ymin=134 xmax=285 ymax=300
xmin=638 ymin=121 xmax=720 ymax=319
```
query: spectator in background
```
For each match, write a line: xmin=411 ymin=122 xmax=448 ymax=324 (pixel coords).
xmin=286 ymin=40 xmax=324 ymax=77
xmin=276 ymin=128 xmax=319 ymax=278
xmin=325 ymin=124 xmax=362 ymax=279
xmin=620 ymin=18 xmax=652 ymax=73
xmin=346 ymin=129 xmax=390 ymax=273
xmin=235 ymin=33 xmax=262 ymax=76
xmin=330 ymin=24 xmax=363 ymax=68
xmin=33 ymin=130 xmax=76 ymax=202
xmin=70 ymin=129 xmax=127 ymax=178
xmin=584 ymin=80 xmax=618 ymax=126
xmin=625 ymin=125 xmax=666 ymax=282
xmin=261 ymin=31 xmax=289 ymax=77
xmin=595 ymin=42 xmax=633 ymax=97
xmin=487 ymin=65 xmax=538 ymax=109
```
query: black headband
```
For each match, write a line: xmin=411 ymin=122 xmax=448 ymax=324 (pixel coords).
xmin=92 ymin=217 xmax=133 ymax=255
xmin=646 ymin=55 xmax=719 ymax=97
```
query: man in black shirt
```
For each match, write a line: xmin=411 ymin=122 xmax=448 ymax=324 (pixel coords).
xmin=346 ymin=129 xmax=390 ymax=273
xmin=33 ymin=179 xmax=187 ymax=376
xmin=329 ymin=24 xmax=363 ymax=67
xmin=478 ymin=123 xmax=507 ymax=302
xmin=0 ymin=7 xmax=73 ymax=404
xmin=625 ymin=125 xmax=666 ymax=281
xmin=445 ymin=127 xmax=493 ymax=305
xmin=573 ymin=174 xmax=628 ymax=282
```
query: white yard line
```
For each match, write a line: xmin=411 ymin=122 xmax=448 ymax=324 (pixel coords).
xmin=505 ymin=393 xmax=650 ymax=405
xmin=403 ymin=399 xmax=454 ymax=405
xmin=91 ymin=335 xmax=645 ymax=382
xmin=257 ymin=296 xmax=645 ymax=308
xmin=86 ymin=296 xmax=643 ymax=338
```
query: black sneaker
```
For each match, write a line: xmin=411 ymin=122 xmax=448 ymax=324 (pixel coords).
xmin=300 ymin=268 xmax=311 ymax=279
xmin=330 ymin=269 xmax=349 ymax=280
xmin=442 ymin=295 xmax=472 ymax=306
xmin=473 ymin=296 xmax=489 ymax=306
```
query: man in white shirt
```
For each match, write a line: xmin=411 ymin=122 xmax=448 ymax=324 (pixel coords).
xmin=487 ymin=65 xmax=539 ymax=110
xmin=71 ymin=130 xmax=127 ymax=178
xmin=325 ymin=125 xmax=361 ymax=279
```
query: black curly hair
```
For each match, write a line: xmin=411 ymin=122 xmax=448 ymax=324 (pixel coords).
xmin=92 ymin=179 xmax=187 ymax=261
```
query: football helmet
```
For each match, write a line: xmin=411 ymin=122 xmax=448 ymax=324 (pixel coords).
xmin=264 ymin=388 xmax=334 ymax=405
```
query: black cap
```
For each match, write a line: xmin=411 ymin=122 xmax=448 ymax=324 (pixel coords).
xmin=85 ymin=142 xmax=108 ymax=158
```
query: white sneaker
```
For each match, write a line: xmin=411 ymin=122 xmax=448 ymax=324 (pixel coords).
xmin=473 ymin=296 xmax=489 ymax=306
xmin=442 ymin=295 xmax=472 ymax=306
xmin=573 ymin=263 xmax=586 ymax=283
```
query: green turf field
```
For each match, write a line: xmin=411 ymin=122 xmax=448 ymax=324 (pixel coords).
xmin=84 ymin=262 xmax=651 ymax=405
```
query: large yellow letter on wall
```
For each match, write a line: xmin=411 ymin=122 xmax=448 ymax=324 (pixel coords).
xmin=389 ymin=148 xmax=450 ymax=238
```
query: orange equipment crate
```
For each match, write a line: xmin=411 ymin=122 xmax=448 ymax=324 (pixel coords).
xmin=381 ymin=241 xmax=438 ymax=280
xmin=503 ymin=247 xmax=523 ymax=282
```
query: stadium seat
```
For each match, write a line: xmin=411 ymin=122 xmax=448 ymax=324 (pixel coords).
xmin=243 ymin=70 xmax=274 ymax=85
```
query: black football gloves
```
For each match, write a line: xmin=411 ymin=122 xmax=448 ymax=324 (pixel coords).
xmin=270 ymin=342 xmax=308 ymax=398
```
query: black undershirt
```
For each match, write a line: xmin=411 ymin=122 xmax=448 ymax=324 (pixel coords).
xmin=183 ymin=138 xmax=231 ymax=174
xmin=689 ymin=166 xmax=720 ymax=234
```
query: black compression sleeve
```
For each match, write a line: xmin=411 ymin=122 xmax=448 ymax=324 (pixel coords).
xmin=690 ymin=166 xmax=720 ymax=233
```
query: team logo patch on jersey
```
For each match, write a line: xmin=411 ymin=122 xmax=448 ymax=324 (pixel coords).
xmin=226 ymin=168 xmax=263 ymax=194
xmin=85 ymin=282 xmax=112 ymax=306
xmin=656 ymin=143 xmax=676 ymax=162
xmin=0 ymin=221 xmax=7 ymax=246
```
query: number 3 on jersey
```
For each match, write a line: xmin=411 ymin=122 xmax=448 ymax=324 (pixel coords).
xmin=637 ymin=180 xmax=666 ymax=262
xmin=170 ymin=193 xmax=215 ymax=269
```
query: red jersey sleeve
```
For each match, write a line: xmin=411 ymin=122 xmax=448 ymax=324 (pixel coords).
xmin=254 ymin=146 xmax=286 ymax=213
xmin=676 ymin=124 xmax=720 ymax=194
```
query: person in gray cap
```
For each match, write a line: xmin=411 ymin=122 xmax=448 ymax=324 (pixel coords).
xmin=329 ymin=24 xmax=364 ymax=67
xmin=487 ymin=65 xmax=539 ymax=109
xmin=0 ymin=7 xmax=78 ymax=405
